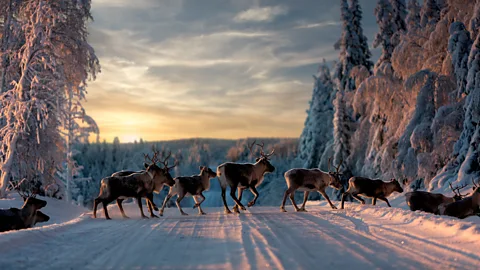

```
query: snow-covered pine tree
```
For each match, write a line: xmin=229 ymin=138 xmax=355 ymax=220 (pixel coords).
xmin=471 ymin=0 xmax=480 ymax=39
xmin=448 ymin=22 xmax=473 ymax=99
xmin=406 ymin=0 xmax=421 ymax=31
xmin=349 ymin=0 xmax=373 ymax=72
xmin=420 ymin=0 xmax=441 ymax=27
xmin=333 ymin=89 xmax=351 ymax=176
xmin=298 ymin=60 xmax=335 ymax=168
xmin=373 ymin=0 xmax=396 ymax=65
xmin=390 ymin=0 xmax=407 ymax=48
xmin=454 ymin=32 xmax=480 ymax=184
xmin=0 ymin=0 xmax=99 ymax=197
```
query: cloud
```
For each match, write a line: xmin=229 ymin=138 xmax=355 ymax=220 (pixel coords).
xmin=294 ymin=20 xmax=341 ymax=29
xmin=233 ymin=6 xmax=288 ymax=23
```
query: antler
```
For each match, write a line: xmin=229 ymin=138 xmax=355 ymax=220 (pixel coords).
xmin=450 ymin=182 xmax=470 ymax=198
xmin=247 ymin=140 xmax=256 ymax=156
xmin=144 ymin=145 xmax=160 ymax=164
xmin=15 ymin=179 xmax=37 ymax=199
xmin=256 ymin=141 xmax=275 ymax=159
xmin=159 ymin=151 xmax=178 ymax=170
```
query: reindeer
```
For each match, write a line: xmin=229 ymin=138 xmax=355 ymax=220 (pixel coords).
xmin=159 ymin=166 xmax=217 ymax=216
xmin=217 ymin=141 xmax=275 ymax=214
xmin=110 ymin=152 xmax=168 ymax=217
xmin=280 ymin=158 xmax=343 ymax=212
xmin=33 ymin=211 xmax=50 ymax=226
xmin=341 ymin=177 xmax=403 ymax=209
xmin=0 ymin=184 xmax=47 ymax=232
xmin=93 ymin=151 xmax=176 ymax=220
xmin=405 ymin=182 xmax=468 ymax=214
xmin=439 ymin=179 xmax=480 ymax=219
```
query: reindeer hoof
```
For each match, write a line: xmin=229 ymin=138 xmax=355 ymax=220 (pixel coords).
xmin=331 ymin=205 xmax=338 ymax=210
xmin=233 ymin=208 xmax=240 ymax=214
xmin=142 ymin=216 xmax=149 ymax=219
xmin=280 ymin=208 xmax=287 ymax=212
xmin=151 ymin=214 xmax=159 ymax=218
xmin=299 ymin=208 xmax=308 ymax=212
xmin=240 ymin=206 xmax=246 ymax=211
xmin=122 ymin=216 xmax=130 ymax=219
xmin=153 ymin=206 xmax=159 ymax=211
xmin=247 ymin=201 xmax=255 ymax=207
xmin=193 ymin=204 xmax=199 ymax=209
xmin=224 ymin=210 xmax=232 ymax=214
xmin=199 ymin=212 xmax=207 ymax=215
xmin=106 ymin=217 xmax=112 ymax=220
xmin=181 ymin=212 xmax=188 ymax=216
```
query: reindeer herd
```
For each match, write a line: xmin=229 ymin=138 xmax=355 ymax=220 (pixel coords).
xmin=1 ymin=141 xmax=479 ymax=233
xmin=89 ymin=140 xmax=480 ymax=221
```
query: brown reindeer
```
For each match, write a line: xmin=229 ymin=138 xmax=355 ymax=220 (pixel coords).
xmin=110 ymin=151 xmax=168 ymax=217
xmin=341 ymin=177 xmax=403 ymax=209
xmin=159 ymin=166 xmax=217 ymax=216
xmin=439 ymin=179 xmax=480 ymax=219
xmin=405 ymin=182 xmax=468 ymax=214
xmin=93 ymin=151 xmax=176 ymax=220
xmin=217 ymin=141 xmax=275 ymax=214
xmin=0 ymin=185 xmax=47 ymax=232
xmin=280 ymin=157 xmax=343 ymax=212
xmin=33 ymin=210 xmax=50 ymax=226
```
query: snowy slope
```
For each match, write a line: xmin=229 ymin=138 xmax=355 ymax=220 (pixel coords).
xmin=0 ymin=195 xmax=480 ymax=270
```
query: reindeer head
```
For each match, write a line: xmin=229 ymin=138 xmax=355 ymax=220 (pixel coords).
xmin=449 ymin=182 xmax=470 ymax=201
xmin=144 ymin=149 xmax=177 ymax=190
xmin=199 ymin=166 xmax=217 ymax=179
xmin=249 ymin=141 xmax=275 ymax=173
xmin=327 ymin=157 xmax=343 ymax=190
xmin=390 ymin=178 xmax=404 ymax=193
xmin=12 ymin=179 xmax=47 ymax=209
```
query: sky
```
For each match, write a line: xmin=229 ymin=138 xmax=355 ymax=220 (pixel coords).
xmin=85 ymin=0 xmax=379 ymax=143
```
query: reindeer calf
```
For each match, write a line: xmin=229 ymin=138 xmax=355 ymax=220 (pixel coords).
xmin=341 ymin=177 xmax=403 ymax=209
xmin=160 ymin=166 xmax=217 ymax=216
xmin=0 ymin=197 xmax=47 ymax=232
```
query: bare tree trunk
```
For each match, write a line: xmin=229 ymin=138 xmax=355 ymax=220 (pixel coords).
xmin=0 ymin=133 xmax=18 ymax=196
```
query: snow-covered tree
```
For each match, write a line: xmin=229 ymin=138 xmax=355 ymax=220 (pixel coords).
xmin=470 ymin=0 xmax=480 ymax=39
xmin=373 ymin=0 xmax=396 ymax=65
xmin=390 ymin=0 xmax=407 ymax=48
xmin=349 ymin=0 xmax=373 ymax=72
xmin=420 ymin=0 xmax=441 ymax=27
xmin=406 ymin=0 xmax=421 ymax=31
xmin=0 ymin=0 xmax=100 ymax=197
xmin=333 ymin=89 xmax=351 ymax=176
xmin=298 ymin=60 xmax=336 ymax=168
xmin=448 ymin=22 xmax=473 ymax=99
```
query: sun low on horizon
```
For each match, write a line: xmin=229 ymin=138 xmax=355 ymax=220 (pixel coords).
xmin=84 ymin=0 xmax=379 ymax=143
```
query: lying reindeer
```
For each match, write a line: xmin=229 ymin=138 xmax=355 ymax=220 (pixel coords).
xmin=33 ymin=210 xmax=50 ymax=226
xmin=159 ymin=166 xmax=217 ymax=216
xmin=439 ymin=179 xmax=480 ymax=219
xmin=110 ymin=152 xmax=168 ymax=218
xmin=0 ymin=189 xmax=47 ymax=232
xmin=341 ymin=177 xmax=403 ymax=209
xmin=405 ymin=182 xmax=468 ymax=214
xmin=217 ymin=141 xmax=275 ymax=214
xmin=281 ymin=157 xmax=343 ymax=212
xmin=93 ymin=151 xmax=176 ymax=220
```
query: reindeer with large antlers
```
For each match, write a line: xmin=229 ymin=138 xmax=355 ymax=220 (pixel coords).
xmin=93 ymin=149 xmax=177 ymax=220
xmin=281 ymin=157 xmax=343 ymax=212
xmin=217 ymin=140 xmax=275 ymax=214
xmin=405 ymin=182 xmax=469 ymax=214
xmin=439 ymin=179 xmax=480 ymax=219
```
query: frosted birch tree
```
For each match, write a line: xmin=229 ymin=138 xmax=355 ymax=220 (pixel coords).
xmin=471 ymin=0 xmax=480 ymax=40
xmin=0 ymin=0 xmax=99 ymax=197
xmin=406 ymin=0 xmax=421 ymax=31
xmin=420 ymin=0 xmax=440 ymax=27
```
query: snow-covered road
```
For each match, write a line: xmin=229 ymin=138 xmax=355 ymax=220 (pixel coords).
xmin=1 ymin=201 xmax=480 ymax=270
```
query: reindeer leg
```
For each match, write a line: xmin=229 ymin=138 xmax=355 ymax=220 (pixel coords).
xmin=299 ymin=191 xmax=310 ymax=212
xmin=233 ymin=188 xmax=244 ymax=213
xmin=194 ymin=195 xmax=206 ymax=215
xmin=372 ymin=197 xmax=377 ymax=206
xmin=146 ymin=197 xmax=159 ymax=218
xmin=289 ymin=192 xmax=301 ymax=212
xmin=319 ymin=190 xmax=337 ymax=210
xmin=247 ymin=186 xmax=259 ymax=207
xmin=146 ymin=193 xmax=159 ymax=211
xmin=102 ymin=199 xmax=114 ymax=220
xmin=93 ymin=198 xmax=100 ymax=218
xmin=221 ymin=187 xmax=231 ymax=214
xmin=116 ymin=199 xmax=129 ymax=218
xmin=176 ymin=194 xmax=188 ymax=216
xmin=230 ymin=183 xmax=246 ymax=211
xmin=136 ymin=197 xmax=148 ymax=219
xmin=159 ymin=193 xmax=173 ymax=217
xmin=351 ymin=193 xmax=366 ymax=205
xmin=281 ymin=187 xmax=295 ymax=212
xmin=378 ymin=197 xmax=391 ymax=207
xmin=341 ymin=192 xmax=349 ymax=209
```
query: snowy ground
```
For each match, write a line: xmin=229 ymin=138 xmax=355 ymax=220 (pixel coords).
xmin=1 ymin=195 xmax=480 ymax=270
